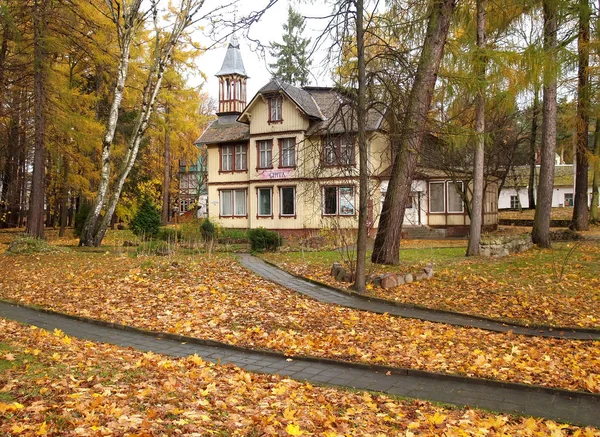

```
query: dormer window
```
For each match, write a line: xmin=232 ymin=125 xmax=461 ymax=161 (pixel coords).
xmin=269 ymin=96 xmax=283 ymax=123
xmin=323 ymin=135 xmax=355 ymax=166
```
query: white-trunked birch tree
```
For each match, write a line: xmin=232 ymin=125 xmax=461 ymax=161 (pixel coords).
xmin=79 ymin=0 xmax=243 ymax=247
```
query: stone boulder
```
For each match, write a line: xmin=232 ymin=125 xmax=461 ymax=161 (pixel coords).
xmin=381 ymin=273 xmax=398 ymax=289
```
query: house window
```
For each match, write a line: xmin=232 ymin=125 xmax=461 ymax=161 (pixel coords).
xmin=564 ymin=193 xmax=574 ymax=207
xmin=234 ymin=145 xmax=247 ymax=170
xmin=258 ymin=140 xmax=273 ymax=169
xmin=221 ymin=145 xmax=247 ymax=171
xmin=447 ymin=181 xmax=464 ymax=213
xmin=429 ymin=182 xmax=445 ymax=213
xmin=280 ymin=138 xmax=296 ymax=167
xmin=221 ymin=146 xmax=233 ymax=171
xmin=323 ymin=135 xmax=355 ymax=166
xmin=323 ymin=186 xmax=355 ymax=216
xmin=510 ymin=195 xmax=520 ymax=209
xmin=280 ymin=186 xmax=296 ymax=216
xmin=269 ymin=96 xmax=282 ymax=122
xmin=220 ymin=189 xmax=247 ymax=217
xmin=258 ymin=187 xmax=273 ymax=216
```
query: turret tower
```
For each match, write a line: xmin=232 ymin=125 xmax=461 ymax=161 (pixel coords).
xmin=216 ymin=35 xmax=247 ymax=116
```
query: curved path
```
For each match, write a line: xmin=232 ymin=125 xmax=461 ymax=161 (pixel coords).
xmin=237 ymin=254 xmax=600 ymax=341
xmin=1 ymin=301 xmax=598 ymax=428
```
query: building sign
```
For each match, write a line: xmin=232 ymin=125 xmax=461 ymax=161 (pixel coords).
xmin=259 ymin=169 xmax=293 ymax=180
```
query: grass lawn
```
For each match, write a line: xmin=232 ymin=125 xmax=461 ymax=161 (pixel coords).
xmin=263 ymin=238 xmax=600 ymax=330
xmin=0 ymin=229 xmax=599 ymax=394
xmin=3 ymin=319 xmax=598 ymax=436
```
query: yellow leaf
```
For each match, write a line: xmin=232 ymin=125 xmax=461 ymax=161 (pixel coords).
xmin=525 ymin=417 xmax=538 ymax=431
xmin=0 ymin=402 xmax=24 ymax=413
xmin=427 ymin=412 xmax=446 ymax=426
xmin=286 ymin=423 xmax=304 ymax=436
xmin=11 ymin=424 xmax=25 ymax=434
xmin=283 ymin=407 xmax=296 ymax=420
xmin=324 ymin=431 xmax=339 ymax=437
xmin=36 ymin=421 xmax=48 ymax=436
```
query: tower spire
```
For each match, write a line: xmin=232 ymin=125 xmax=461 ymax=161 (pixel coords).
xmin=216 ymin=34 xmax=248 ymax=116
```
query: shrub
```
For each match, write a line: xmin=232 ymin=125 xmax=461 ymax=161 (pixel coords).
xmin=201 ymin=218 xmax=216 ymax=241
xmin=247 ymin=227 xmax=282 ymax=252
xmin=74 ymin=202 xmax=92 ymax=238
xmin=136 ymin=240 xmax=174 ymax=256
xmin=157 ymin=227 xmax=182 ymax=242
xmin=7 ymin=236 xmax=67 ymax=255
xmin=130 ymin=199 xmax=161 ymax=239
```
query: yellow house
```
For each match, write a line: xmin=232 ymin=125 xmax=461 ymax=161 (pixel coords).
xmin=196 ymin=37 xmax=498 ymax=237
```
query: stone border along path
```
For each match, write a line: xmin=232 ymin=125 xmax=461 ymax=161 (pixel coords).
xmin=1 ymin=301 xmax=599 ymax=428
xmin=236 ymin=254 xmax=600 ymax=341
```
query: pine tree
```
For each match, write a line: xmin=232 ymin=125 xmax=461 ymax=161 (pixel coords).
xmin=269 ymin=6 xmax=311 ymax=86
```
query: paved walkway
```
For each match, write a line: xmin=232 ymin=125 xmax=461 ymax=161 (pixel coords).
xmin=237 ymin=254 xmax=600 ymax=341
xmin=1 ymin=301 xmax=599 ymax=427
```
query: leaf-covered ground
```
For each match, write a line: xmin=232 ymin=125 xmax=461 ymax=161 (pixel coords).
xmin=1 ymin=251 xmax=598 ymax=394
xmin=2 ymin=319 xmax=598 ymax=436
xmin=262 ymin=241 xmax=600 ymax=329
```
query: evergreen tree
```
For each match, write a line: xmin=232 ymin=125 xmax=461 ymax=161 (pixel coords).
xmin=269 ymin=6 xmax=311 ymax=86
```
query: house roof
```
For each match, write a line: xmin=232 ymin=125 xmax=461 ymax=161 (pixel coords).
xmin=200 ymin=79 xmax=387 ymax=146
xmin=258 ymin=79 xmax=323 ymax=120
xmin=216 ymin=35 xmax=247 ymax=77
xmin=238 ymin=78 xmax=324 ymax=123
xmin=504 ymin=164 xmax=592 ymax=188
xmin=195 ymin=115 xmax=250 ymax=145
xmin=305 ymin=87 xmax=385 ymax=135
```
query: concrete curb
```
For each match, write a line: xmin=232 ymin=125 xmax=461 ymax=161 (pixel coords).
xmin=258 ymin=258 xmax=600 ymax=339
xmin=2 ymin=298 xmax=598 ymax=404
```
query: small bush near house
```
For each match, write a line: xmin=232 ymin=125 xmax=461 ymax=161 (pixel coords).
xmin=201 ymin=218 xmax=216 ymax=241
xmin=248 ymin=227 xmax=282 ymax=252
xmin=74 ymin=202 xmax=92 ymax=238
xmin=130 ymin=199 xmax=161 ymax=239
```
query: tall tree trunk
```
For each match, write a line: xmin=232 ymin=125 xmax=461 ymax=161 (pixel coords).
xmin=532 ymin=0 xmax=558 ymax=248
xmin=161 ymin=105 xmax=171 ymax=225
xmin=18 ymin=106 xmax=27 ymax=228
xmin=45 ymin=157 xmax=53 ymax=228
xmin=372 ymin=0 xmax=457 ymax=265
xmin=79 ymin=1 xmax=141 ymax=246
xmin=572 ymin=0 xmax=590 ymax=230
xmin=353 ymin=0 xmax=368 ymax=291
xmin=466 ymin=0 xmax=486 ymax=256
xmin=59 ymin=158 xmax=69 ymax=237
xmin=27 ymin=0 xmax=48 ymax=239
xmin=590 ymin=119 xmax=600 ymax=223
xmin=1 ymin=91 xmax=21 ymax=227
xmin=528 ymin=87 xmax=539 ymax=209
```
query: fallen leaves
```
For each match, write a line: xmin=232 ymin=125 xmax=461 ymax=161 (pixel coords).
xmin=0 ymin=252 xmax=599 ymax=394
xmin=1 ymin=319 xmax=599 ymax=436
xmin=264 ymin=241 xmax=600 ymax=329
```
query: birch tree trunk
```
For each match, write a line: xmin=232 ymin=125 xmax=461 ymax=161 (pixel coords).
xmin=571 ymin=0 xmax=590 ymax=231
xmin=528 ymin=88 xmax=539 ymax=209
xmin=371 ymin=0 xmax=457 ymax=265
xmin=466 ymin=0 xmax=486 ymax=256
xmin=353 ymin=0 xmax=368 ymax=292
xmin=79 ymin=0 xmax=142 ymax=246
xmin=27 ymin=0 xmax=48 ymax=239
xmin=532 ymin=0 xmax=558 ymax=248
xmin=590 ymin=120 xmax=600 ymax=223
xmin=162 ymin=105 xmax=172 ymax=225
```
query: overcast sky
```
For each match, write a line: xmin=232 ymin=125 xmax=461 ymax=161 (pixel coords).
xmin=191 ymin=0 xmax=336 ymax=107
